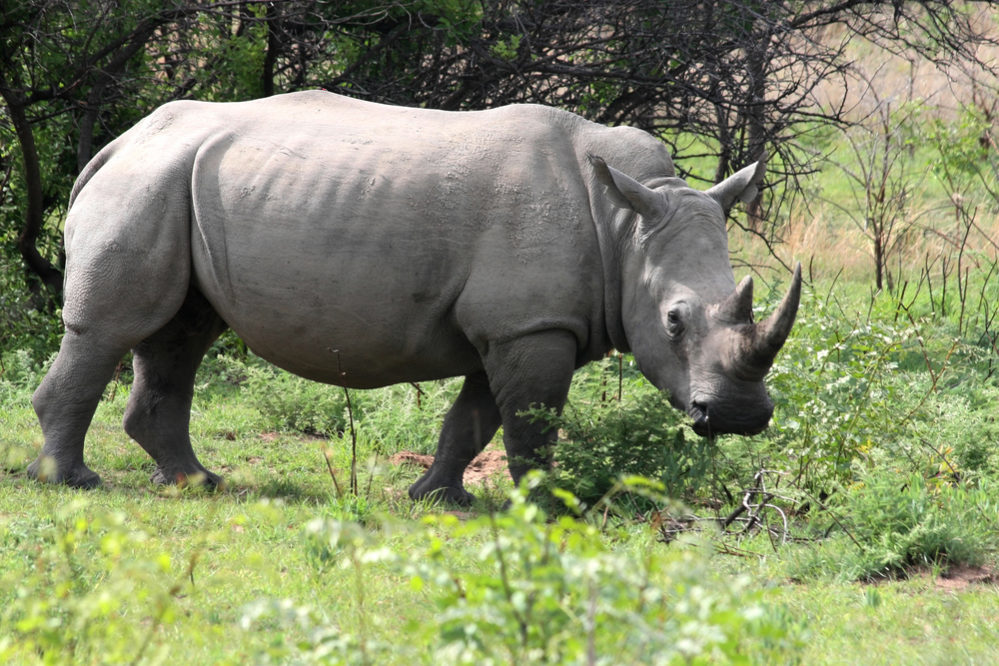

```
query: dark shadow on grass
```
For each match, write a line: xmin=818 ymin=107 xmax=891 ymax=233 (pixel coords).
xmin=229 ymin=476 xmax=334 ymax=504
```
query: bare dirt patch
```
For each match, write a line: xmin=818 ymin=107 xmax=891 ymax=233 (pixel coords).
xmin=933 ymin=565 xmax=998 ymax=591
xmin=862 ymin=565 xmax=999 ymax=590
xmin=389 ymin=443 xmax=509 ymax=486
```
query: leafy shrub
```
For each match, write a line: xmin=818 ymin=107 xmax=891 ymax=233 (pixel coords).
xmin=915 ymin=384 xmax=999 ymax=478
xmin=237 ymin=358 xmax=350 ymax=437
xmin=247 ymin=476 xmax=804 ymax=664
xmin=538 ymin=386 xmax=712 ymax=509
xmin=0 ymin=348 xmax=52 ymax=403
xmin=789 ymin=469 xmax=999 ymax=581
xmin=209 ymin=353 xmax=458 ymax=454
xmin=348 ymin=379 xmax=462 ymax=455
xmin=0 ymin=500 xmax=189 ymax=664
xmin=513 ymin=356 xmax=725 ymax=509
xmin=753 ymin=277 xmax=959 ymax=493
xmin=0 ymin=263 xmax=63 ymax=365
xmin=847 ymin=471 xmax=999 ymax=577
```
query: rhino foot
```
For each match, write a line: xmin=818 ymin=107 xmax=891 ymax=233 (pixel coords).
xmin=408 ymin=473 xmax=475 ymax=506
xmin=150 ymin=466 xmax=222 ymax=490
xmin=26 ymin=456 xmax=102 ymax=489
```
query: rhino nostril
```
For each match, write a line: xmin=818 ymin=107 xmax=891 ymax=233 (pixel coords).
xmin=690 ymin=401 xmax=710 ymax=434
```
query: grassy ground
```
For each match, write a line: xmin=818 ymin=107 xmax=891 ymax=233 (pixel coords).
xmin=2 ymin=327 xmax=998 ymax=664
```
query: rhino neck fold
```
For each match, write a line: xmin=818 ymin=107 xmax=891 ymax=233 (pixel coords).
xmin=590 ymin=209 xmax=632 ymax=355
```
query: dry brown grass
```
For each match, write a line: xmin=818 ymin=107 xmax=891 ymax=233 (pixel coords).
xmin=733 ymin=203 xmax=999 ymax=290
xmin=739 ymin=7 xmax=999 ymax=288
xmin=814 ymin=8 xmax=999 ymax=124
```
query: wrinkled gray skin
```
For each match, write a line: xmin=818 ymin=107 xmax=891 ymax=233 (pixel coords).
xmin=28 ymin=91 xmax=801 ymax=503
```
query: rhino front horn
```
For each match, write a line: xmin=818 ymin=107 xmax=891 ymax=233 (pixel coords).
xmin=740 ymin=263 xmax=802 ymax=376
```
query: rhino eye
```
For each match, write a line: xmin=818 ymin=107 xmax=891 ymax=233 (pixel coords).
xmin=666 ymin=308 xmax=685 ymax=338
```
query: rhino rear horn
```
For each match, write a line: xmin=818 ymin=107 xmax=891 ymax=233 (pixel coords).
xmin=716 ymin=275 xmax=755 ymax=323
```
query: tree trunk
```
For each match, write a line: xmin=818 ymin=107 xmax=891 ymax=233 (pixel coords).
xmin=743 ymin=19 xmax=772 ymax=231
xmin=0 ymin=86 xmax=64 ymax=304
xmin=262 ymin=2 xmax=280 ymax=97
xmin=873 ymin=231 xmax=884 ymax=291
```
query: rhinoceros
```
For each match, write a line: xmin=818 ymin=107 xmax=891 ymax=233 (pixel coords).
xmin=27 ymin=90 xmax=800 ymax=503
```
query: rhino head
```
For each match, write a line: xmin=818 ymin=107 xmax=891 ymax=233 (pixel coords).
xmin=592 ymin=155 xmax=801 ymax=436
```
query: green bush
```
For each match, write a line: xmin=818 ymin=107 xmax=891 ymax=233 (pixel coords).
xmin=522 ymin=357 xmax=719 ymax=510
xmin=0 ymin=249 xmax=63 ymax=365
xmin=0 ymin=500 xmax=189 ymax=664
xmin=247 ymin=476 xmax=804 ymax=664
xmin=235 ymin=358 xmax=350 ymax=437
xmin=0 ymin=348 xmax=52 ymax=398
xmin=348 ymin=379 xmax=462 ymax=456
xmin=789 ymin=469 xmax=999 ymax=581
xmin=208 ymin=353 xmax=458 ymax=455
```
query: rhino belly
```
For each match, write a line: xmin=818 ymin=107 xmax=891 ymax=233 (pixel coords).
xmin=199 ymin=264 xmax=483 ymax=388
xmin=191 ymin=205 xmax=481 ymax=386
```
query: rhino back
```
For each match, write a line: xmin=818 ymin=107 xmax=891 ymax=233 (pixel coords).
xmin=151 ymin=92 xmax=605 ymax=385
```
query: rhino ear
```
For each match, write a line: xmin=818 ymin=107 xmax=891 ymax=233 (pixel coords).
xmin=589 ymin=154 xmax=667 ymax=222
xmin=707 ymin=157 xmax=766 ymax=214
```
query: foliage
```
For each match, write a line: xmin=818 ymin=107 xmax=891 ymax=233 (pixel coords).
xmin=2 ymin=8 xmax=999 ymax=655
xmin=235 ymin=356 xmax=350 ymax=438
xmin=347 ymin=379 xmax=462 ymax=456
xmin=248 ymin=476 xmax=802 ymax=664
xmin=1 ymin=279 xmax=998 ymax=661
xmin=1 ymin=347 xmax=52 ymax=395
xmin=215 ymin=352 xmax=459 ymax=454
xmin=5 ymin=1 xmax=997 ymax=323
xmin=741 ymin=263 xmax=998 ymax=495
xmin=0 ymin=500 xmax=192 ymax=664
xmin=825 ymin=94 xmax=925 ymax=291
xmin=0 ymin=266 xmax=63 ymax=365
xmin=922 ymin=385 xmax=999 ymax=478
xmin=526 ymin=356 xmax=715 ymax=510
xmin=789 ymin=470 xmax=999 ymax=582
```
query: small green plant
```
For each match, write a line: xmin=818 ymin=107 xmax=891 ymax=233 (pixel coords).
xmin=0 ymin=500 xmax=194 ymax=664
xmin=251 ymin=476 xmax=803 ymax=664
xmin=238 ymin=359 xmax=350 ymax=437
xmin=524 ymin=357 xmax=714 ymax=510
xmin=790 ymin=469 xmax=999 ymax=582
xmin=546 ymin=391 xmax=711 ymax=507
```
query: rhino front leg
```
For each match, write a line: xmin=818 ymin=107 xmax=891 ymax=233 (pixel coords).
xmin=483 ymin=330 xmax=576 ymax=487
xmin=123 ymin=288 xmax=227 ymax=487
xmin=409 ymin=372 xmax=502 ymax=505
xmin=28 ymin=332 xmax=128 ymax=488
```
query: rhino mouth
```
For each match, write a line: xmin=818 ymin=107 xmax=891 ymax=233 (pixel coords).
xmin=686 ymin=401 xmax=771 ymax=437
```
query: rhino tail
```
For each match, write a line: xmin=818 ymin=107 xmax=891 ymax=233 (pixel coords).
xmin=68 ymin=137 xmax=123 ymax=209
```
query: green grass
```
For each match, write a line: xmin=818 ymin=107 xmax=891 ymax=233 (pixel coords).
xmin=2 ymin=307 xmax=999 ymax=664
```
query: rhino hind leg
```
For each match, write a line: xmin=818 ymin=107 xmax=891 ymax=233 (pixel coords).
xmin=408 ymin=372 xmax=502 ymax=505
xmin=122 ymin=287 xmax=228 ymax=488
xmin=28 ymin=333 xmax=129 ymax=488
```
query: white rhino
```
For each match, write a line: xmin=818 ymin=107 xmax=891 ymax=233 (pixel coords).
xmin=28 ymin=90 xmax=800 ymax=503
